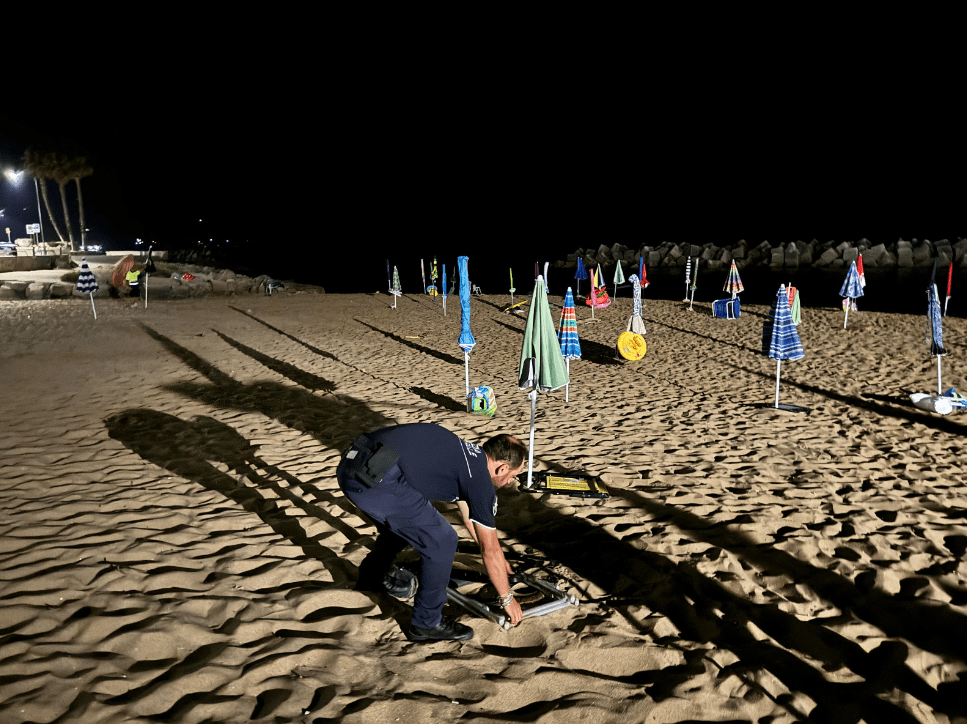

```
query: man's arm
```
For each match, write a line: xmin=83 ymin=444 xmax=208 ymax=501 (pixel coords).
xmin=455 ymin=500 xmax=479 ymax=544
xmin=473 ymin=523 xmax=523 ymax=625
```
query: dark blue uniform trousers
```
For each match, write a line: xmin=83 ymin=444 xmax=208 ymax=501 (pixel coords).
xmin=337 ymin=461 xmax=458 ymax=629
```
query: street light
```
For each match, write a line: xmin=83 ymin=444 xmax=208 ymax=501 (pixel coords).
xmin=3 ymin=168 xmax=45 ymax=246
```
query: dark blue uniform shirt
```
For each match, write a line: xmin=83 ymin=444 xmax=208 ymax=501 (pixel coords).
xmin=368 ymin=424 xmax=496 ymax=529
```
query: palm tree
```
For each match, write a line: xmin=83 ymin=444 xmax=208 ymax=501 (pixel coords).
xmin=68 ymin=157 xmax=93 ymax=251
xmin=22 ymin=149 xmax=67 ymax=245
xmin=51 ymin=153 xmax=77 ymax=252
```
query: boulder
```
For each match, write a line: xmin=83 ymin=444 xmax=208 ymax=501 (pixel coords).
xmin=596 ymin=244 xmax=613 ymax=264
xmin=897 ymin=247 xmax=914 ymax=268
xmin=26 ymin=283 xmax=47 ymax=300
xmin=784 ymin=242 xmax=799 ymax=267
xmin=912 ymin=240 xmax=933 ymax=266
xmin=843 ymin=247 xmax=859 ymax=263
xmin=770 ymin=246 xmax=785 ymax=266
xmin=818 ymin=248 xmax=839 ymax=266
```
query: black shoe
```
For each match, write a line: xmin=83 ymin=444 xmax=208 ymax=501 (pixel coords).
xmin=406 ymin=616 xmax=474 ymax=642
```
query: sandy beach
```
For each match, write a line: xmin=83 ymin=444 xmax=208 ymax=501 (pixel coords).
xmin=2 ymin=286 xmax=967 ymax=723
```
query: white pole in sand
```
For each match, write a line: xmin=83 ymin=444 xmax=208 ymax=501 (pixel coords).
xmin=938 ymin=355 xmax=943 ymax=397
xmin=144 ymin=274 xmax=148 ymax=309
xmin=774 ymin=359 xmax=782 ymax=408
xmin=565 ymin=359 xmax=570 ymax=403
xmin=464 ymin=352 xmax=470 ymax=401
xmin=89 ymin=293 xmax=96 ymax=319
xmin=843 ymin=300 xmax=849 ymax=329
xmin=526 ymin=389 xmax=537 ymax=487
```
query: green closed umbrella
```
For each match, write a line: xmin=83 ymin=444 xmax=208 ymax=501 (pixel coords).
xmin=518 ymin=274 xmax=569 ymax=487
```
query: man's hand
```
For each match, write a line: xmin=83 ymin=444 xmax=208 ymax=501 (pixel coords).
xmin=503 ymin=597 xmax=523 ymax=625
xmin=474 ymin=523 xmax=522 ymax=627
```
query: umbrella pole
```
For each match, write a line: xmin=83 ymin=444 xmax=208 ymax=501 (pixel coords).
xmin=526 ymin=389 xmax=537 ymax=488
xmin=945 ymin=296 xmax=950 ymax=317
xmin=89 ymin=292 xmax=96 ymax=319
xmin=465 ymin=352 xmax=470 ymax=400
xmin=843 ymin=303 xmax=849 ymax=329
xmin=774 ymin=359 xmax=782 ymax=408
xmin=565 ymin=359 xmax=570 ymax=403
xmin=144 ymin=275 xmax=148 ymax=309
xmin=938 ymin=355 xmax=943 ymax=397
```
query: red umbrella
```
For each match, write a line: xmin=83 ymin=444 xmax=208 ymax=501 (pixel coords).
xmin=946 ymin=263 xmax=954 ymax=316
xmin=857 ymin=254 xmax=866 ymax=288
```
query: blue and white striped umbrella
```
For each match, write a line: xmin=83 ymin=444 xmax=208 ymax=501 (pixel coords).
xmin=767 ymin=285 xmax=805 ymax=361
xmin=928 ymin=283 xmax=946 ymax=357
xmin=76 ymin=261 xmax=99 ymax=318
xmin=927 ymin=282 xmax=947 ymax=396
xmin=765 ymin=284 xmax=804 ymax=409
xmin=627 ymin=274 xmax=646 ymax=334
xmin=839 ymin=260 xmax=864 ymax=298
xmin=839 ymin=260 xmax=864 ymax=327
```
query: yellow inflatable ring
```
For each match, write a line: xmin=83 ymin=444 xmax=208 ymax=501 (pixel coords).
xmin=617 ymin=331 xmax=646 ymax=360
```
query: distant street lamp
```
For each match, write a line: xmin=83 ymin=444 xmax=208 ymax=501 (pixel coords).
xmin=3 ymin=168 xmax=45 ymax=246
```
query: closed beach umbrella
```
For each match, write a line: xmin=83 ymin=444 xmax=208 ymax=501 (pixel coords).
xmin=945 ymin=263 xmax=953 ymax=316
xmin=458 ymin=256 xmax=476 ymax=399
xmin=509 ymin=267 xmax=516 ymax=305
xmin=613 ymin=260 xmax=624 ymax=298
xmin=927 ymin=281 xmax=947 ymax=395
xmin=639 ymin=256 xmax=650 ymax=288
xmin=558 ymin=287 xmax=582 ymax=402
xmin=857 ymin=253 xmax=866 ymax=288
xmin=574 ymin=258 xmax=587 ymax=296
xmin=839 ymin=260 xmax=864 ymax=328
xmin=585 ymin=266 xmax=611 ymax=317
xmin=689 ymin=258 xmax=699 ymax=309
xmin=765 ymin=284 xmax=805 ymax=410
xmin=788 ymin=284 xmax=802 ymax=325
xmin=519 ymin=274 xmax=569 ymax=487
xmin=390 ymin=265 xmax=402 ymax=308
xmin=627 ymin=274 xmax=646 ymax=336
xmin=442 ymin=264 xmax=447 ymax=315
xmin=684 ymin=257 xmax=692 ymax=301
xmin=723 ymin=259 xmax=744 ymax=299
xmin=76 ymin=260 xmax=99 ymax=319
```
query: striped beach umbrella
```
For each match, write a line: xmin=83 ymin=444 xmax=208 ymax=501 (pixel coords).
xmin=390 ymin=265 xmax=402 ymax=308
xmin=684 ymin=257 xmax=692 ymax=301
xmin=723 ymin=259 xmax=744 ymax=299
xmin=558 ymin=287 xmax=582 ymax=402
xmin=839 ymin=260 xmax=864 ymax=328
xmin=765 ymin=284 xmax=805 ymax=410
xmin=76 ymin=260 xmax=99 ymax=319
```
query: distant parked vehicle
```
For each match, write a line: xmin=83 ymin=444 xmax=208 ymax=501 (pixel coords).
xmin=0 ymin=242 xmax=17 ymax=256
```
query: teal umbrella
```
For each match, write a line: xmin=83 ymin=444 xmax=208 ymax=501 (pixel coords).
xmin=518 ymin=274 xmax=569 ymax=487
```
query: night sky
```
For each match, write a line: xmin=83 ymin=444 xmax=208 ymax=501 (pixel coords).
xmin=1 ymin=46 xmax=962 ymax=293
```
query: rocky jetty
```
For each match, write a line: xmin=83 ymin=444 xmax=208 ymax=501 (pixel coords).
xmin=558 ymin=238 xmax=966 ymax=272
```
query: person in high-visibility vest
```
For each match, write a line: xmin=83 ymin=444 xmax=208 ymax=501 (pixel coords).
xmin=126 ymin=268 xmax=141 ymax=297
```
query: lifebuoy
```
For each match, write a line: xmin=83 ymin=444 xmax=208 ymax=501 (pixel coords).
xmin=617 ymin=331 xmax=646 ymax=360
